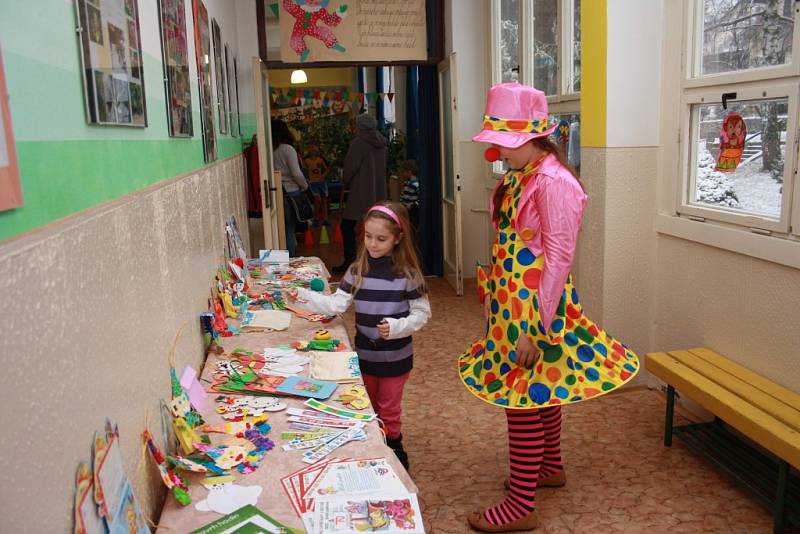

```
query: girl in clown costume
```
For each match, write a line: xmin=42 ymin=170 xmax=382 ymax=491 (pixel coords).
xmin=459 ymin=82 xmax=639 ymax=532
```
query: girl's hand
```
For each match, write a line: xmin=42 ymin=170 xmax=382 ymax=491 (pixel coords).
xmin=515 ymin=334 xmax=540 ymax=369
xmin=377 ymin=319 xmax=390 ymax=339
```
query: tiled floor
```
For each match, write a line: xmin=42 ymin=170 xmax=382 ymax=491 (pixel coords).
xmin=297 ymin=239 xmax=782 ymax=533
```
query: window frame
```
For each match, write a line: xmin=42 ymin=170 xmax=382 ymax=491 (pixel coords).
xmin=657 ymin=0 xmax=800 ymax=269
xmin=488 ymin=0 xmax=581 ymax=175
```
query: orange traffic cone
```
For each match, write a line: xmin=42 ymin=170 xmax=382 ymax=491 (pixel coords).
xmin=304 ymin=227 xmax=314 ymax=246
xmin=319 ymin=225 xmax=330 ymax=245
xmin=333 ymin=223 xmax=343 ymax=243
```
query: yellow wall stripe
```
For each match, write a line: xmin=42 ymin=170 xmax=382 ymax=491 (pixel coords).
xmin=581 ymin=0 xmax=606 ymax=148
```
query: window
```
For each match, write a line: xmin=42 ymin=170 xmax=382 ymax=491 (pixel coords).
xmin=677 ymin=0 xmax=799 ymax=237
xmin=490 ymin=0 xmax=581 ymax=172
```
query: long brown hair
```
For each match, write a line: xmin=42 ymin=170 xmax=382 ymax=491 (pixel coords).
xmin=349 ymin=200 xmax=427 ymax=293
xmin=491 ymin=138 xmax=581 ymax=223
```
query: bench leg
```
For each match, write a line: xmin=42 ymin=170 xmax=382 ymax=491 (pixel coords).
xmin=774 ymin=460 xmax=788 ymax=534
xmin=664 ymin=385 xmax=675 ymax=447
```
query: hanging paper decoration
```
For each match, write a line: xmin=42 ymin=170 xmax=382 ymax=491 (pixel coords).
xmin=715 ymin=112 xmax=746 ymax=172
xmin=555 ymin=119 xmax=570 ymax=154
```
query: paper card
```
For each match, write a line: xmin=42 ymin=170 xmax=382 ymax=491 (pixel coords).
xmin=180 ymin=366 xmax=209 ymax=413
xmin=259 ymin=249 xmax=290 ymax=263
xmin=94 ymin=435 xmax=128 ymax=521
xmin=301 ymin=426 xmax=366 ymax=464
xmin=195 ymin=482 xmax=263 ymax=515
xmin=287 ymin=407 xmax=348 ymax=420
xmin=241 ymin=310 xmax=292 ymax=331
xmin=313 ymin=493 xmax=425 ymax=534
xmin=309 ymin=351 xmax=362 ymax=382
xmin=276 ymin=376 xmax=337 ymax=400
xmin=304 ymin=399 xmax=376 ymax=421
xmin=306 ymin=459 xmax=407 ymax=500
xmin=74 ymin=463 xmax=106 ymax=534
xmin=108 ymin=481 xmax=151 ymax=534
xmin=190 ymin=504 xmax=303 ymax=534
xmin=287 ymin=416 xmax=360 ymax=429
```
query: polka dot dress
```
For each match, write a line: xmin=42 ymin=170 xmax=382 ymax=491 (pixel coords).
xmin=458 ymin=162 xmax=639 ymax=409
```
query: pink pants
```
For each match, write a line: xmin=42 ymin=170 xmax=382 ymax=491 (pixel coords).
xmin=362 ymin=372 xmax=410 ymax=439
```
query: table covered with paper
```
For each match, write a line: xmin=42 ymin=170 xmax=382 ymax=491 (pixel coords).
xmin=155 ymin=257 xmax=422 ymax=534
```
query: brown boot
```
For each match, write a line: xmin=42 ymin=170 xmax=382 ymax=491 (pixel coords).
xmin=504 ymin=471 xmax=566 ymax=490
xmin=467 ymin=510 xmax=538 ymax=532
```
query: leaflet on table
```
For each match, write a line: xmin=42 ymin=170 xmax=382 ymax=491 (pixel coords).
xmin=313 ymin=492 xmax=424 ymax=534
xmin=190 ymin=503 xmax=304 ymax=534
xmin=276 ymin=376 xmax=338 ymax=400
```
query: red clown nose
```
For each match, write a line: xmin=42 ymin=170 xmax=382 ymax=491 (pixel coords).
xmin=484 ymin=147 xmax=500 ymax=162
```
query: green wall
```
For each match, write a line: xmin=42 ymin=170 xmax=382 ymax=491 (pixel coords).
xmin=0 ymin=1 xmax=247 ymax=241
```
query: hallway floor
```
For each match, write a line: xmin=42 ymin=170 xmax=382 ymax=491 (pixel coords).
xmin=341 ymin=277 xmax=777 ymax=533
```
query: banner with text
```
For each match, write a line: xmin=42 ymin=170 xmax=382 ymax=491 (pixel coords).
xmin=279 ymin=0 xmax=427 ymax=63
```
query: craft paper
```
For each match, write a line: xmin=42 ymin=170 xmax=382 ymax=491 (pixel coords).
xmin=304 ymin=399 xmax=376 ymax=421
xmin=259 ymin=249 xmax=290 ymax=263
xmin=74 ymin=463 xmax=106 ymax=534
xmin=190 ymin=504 xmax=304 ymax=534
xmin=313 ymin=493 xmax=424 ymax=534
xmin=95 ymin=435 xmax=127 ymax=521
xmin=108 ymin=481 xmax=151 ymax=534
xmin=195 ymin=482 xmax=263 ymax=515
xmin=241 ymin=310 xmax=292 ymax=331
xmin=287 ymin=415 xmax=361 ymax=429
xmin=309 ymin=351 xmax=362 ymax=383
xmin=302 ymin=425 xmax=366 ymax=464
xmin=180 ymin=366 xmax=209 ymax=413
xmin=277 ymin=376 xmax=337 ymax=400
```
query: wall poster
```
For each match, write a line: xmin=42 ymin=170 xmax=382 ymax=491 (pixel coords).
xmin=157 ymin=0 xmax=193 ymax=137
xmin=224 ymin=44 xmax=238 ymax=138
xmin=0 ymin=45 xmax=22 ymax=212
xmin=211 ymin=19 xmax=228 ymax=134
xmin=278 ymin=0 xmax=427 ymax=63
xmin=193 ymin=0 xmax=217 ymax=162
xmin=75 ymin=0 xmax=147 ymax=126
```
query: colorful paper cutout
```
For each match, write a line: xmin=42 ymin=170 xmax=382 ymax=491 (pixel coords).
xmin=716 ymin=112 xmax=747 ymax=172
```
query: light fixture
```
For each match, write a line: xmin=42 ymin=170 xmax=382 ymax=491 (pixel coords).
xmin=290 ymin=69 xmax=307 ymax=84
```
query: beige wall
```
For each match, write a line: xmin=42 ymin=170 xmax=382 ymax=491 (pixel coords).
xmin=0 ymin=156 xmax=248 ymax=531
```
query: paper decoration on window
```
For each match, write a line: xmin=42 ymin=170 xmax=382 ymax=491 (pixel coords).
xmin=279 ymin=0 xmax=427 ymax=63
xmin=716 ymin=112 xmax=746 ymax=172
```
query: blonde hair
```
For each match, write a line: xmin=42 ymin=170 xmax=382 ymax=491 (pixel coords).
xmin=349 ymin=201 xmax=427 ymax=293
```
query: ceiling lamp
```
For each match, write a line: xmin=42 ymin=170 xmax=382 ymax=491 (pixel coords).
xmin=290 ymin=69 xmax=307 ymax=84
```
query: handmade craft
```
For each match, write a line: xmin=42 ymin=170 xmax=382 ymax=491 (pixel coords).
xmin=334 ymin=384 xmax=371 ymax=410
xmin=716 ymin=111 xmax=746 ymax=172
xmin=310 ymin=351 xmax=361 ymax=383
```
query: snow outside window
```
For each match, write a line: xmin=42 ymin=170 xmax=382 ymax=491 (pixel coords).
xmin=676 ymin=0 xmax=800 ymax=238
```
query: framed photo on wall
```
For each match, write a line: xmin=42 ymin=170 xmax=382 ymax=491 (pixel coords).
xmin=233 ymin=55 xmax=242 ymax=138
xmin=224 ymin=44 xmax=238 ymax=138
xmin=193 ymin=0 xmax=217 ymax=162
xmin=75 ymin=0 xmax=147 ymax=126
xmin=157 ymin=0 xmax=193 ymax=137
xmin=0 ymin=45 xmax=23 ymax=212
xmin=211 ymin=19 xmax=228 ymax=134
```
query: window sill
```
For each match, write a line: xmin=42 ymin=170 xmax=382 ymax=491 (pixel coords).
xmin=656 ymin=213 xmax=800 ymax=270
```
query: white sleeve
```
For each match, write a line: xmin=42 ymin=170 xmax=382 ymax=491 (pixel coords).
xmin=383 ymin=297 xmax=431 ymax=339
xmin=295 ymin=287 xmax=353 ymax=315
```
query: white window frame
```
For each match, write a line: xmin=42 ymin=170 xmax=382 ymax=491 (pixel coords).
xmin=658 ymin=0 xmax=800 ymax=269
xmin=488 ymin=0 xmax=580 ymax=174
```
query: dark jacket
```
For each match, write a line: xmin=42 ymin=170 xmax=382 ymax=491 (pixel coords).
xmin=342 ymin=129 xmax=389 ymax=220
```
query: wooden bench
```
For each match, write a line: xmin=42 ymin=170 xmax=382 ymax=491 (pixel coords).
xmin=646 ymin=347 xmax=800 ymax=534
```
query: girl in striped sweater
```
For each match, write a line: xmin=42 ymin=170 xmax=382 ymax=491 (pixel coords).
xmin=292 ymin=201 xmax=431 ymax=469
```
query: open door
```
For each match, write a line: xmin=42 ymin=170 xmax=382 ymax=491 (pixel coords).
xmin=439 ymin=54 xmax=463 ymax=295
xmin=252 ymin=57 xmax=285 ymax=249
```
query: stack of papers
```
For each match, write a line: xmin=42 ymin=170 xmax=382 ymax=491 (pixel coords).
xmin=281 ymin=457 xmax=421 ymax=534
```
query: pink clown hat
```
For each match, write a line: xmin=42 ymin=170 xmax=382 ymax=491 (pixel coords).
xmin=472 ymin=82 xmax=557 ymax=149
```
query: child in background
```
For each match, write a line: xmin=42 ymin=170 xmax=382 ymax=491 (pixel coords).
xmin=291 ymin=201 xmax=431 ymax=469
xmin=398 ymin=160 xmax=420 ymax=230
xmin=303 ymin=142 xmax=331 ymax=226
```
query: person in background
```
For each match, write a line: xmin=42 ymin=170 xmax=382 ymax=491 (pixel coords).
xmin=271 ymin=118 xmax=308 ymax=257
xmin=333 ymin=113 xmax=388 ymax=274
xmin=303 ymin=142 xmax=331 ymax=226
xmin=398 ymin=160 xmax=420 ymax=230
